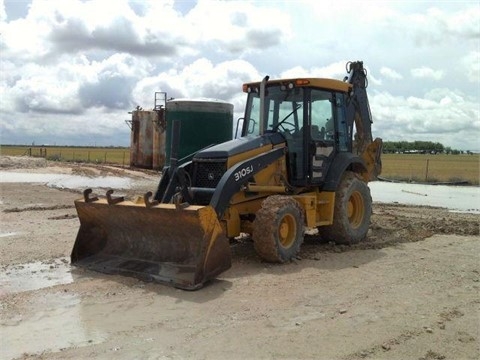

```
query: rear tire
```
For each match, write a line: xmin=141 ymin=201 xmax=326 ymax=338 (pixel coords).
xmin=320 ymin=171 xmax=371 ymax=245
xmin=253 ymin=196 xmax=305 ymax=263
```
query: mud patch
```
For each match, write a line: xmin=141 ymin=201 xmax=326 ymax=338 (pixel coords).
xmin=0 ymin=156 xmax=47 ymax=168
xmin=300 ymin=203 xmax=479 ymax=260
xmin=3 ymin=204 xmax=75 ymax=213
xmin=48 ymin=213 xmax=78 ymax=220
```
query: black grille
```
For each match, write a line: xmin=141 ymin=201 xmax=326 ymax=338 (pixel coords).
xmin=193 ymin=159 xmax=227 ymax=188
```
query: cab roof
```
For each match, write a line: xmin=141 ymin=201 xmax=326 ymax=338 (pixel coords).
xmin=242 ymin=77 xmax=351 ymax=93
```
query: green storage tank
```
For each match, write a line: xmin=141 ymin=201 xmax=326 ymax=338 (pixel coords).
xmin=165 ymin=99 xmax=233 ymax=165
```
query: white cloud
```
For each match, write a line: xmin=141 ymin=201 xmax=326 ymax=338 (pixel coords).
xmin=446 ymin=5 xmax=480 ymax=39
xmin=185 ymin=0 xmax=291 ymax=53
xmin=462 ymin=51 xmax=480 ymax=83
xmin=280 ymin=61 xmax=349 ymax=80
xmin=405 ymin=6 xmax=480 ymax=47
xmin=0 ymin=0 xmax=291 ymax=63
xmin=0 ymin=0 xmax=6 ymax=22
xmin=380 ymin=67 xmax=403 ymax=81
xmin=132 ymin=58 xmax=260 ymax=108
xmin=371 ymin=87 xmax=479 ymax=150
xmin=411 ymin=66 xmax=444 ymax=80
xmin=1 ymin=52 xmax=153 ymax=116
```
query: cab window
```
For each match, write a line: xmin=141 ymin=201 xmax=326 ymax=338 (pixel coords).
xmin=310 ymin=90 xmax=334 ymax=141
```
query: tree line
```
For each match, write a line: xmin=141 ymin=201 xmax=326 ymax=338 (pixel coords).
xmin=382 ymin=141 xmax=473 ymax=155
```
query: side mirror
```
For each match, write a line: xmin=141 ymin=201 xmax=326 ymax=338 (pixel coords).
xmin=235 ymin=118 xmax=244 ymax=139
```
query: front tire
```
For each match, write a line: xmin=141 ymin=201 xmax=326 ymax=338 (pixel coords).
xmin=320 ymin=171 xmax=372 ymax=245
xmin=253 ymin=196 xmax=305 ymax=263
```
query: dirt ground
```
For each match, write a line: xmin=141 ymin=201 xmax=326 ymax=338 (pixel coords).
xmin=0 ymin=156 xmax=479 ymax=360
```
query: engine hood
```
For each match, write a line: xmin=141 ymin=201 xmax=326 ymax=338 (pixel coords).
xmin=194 ymin=132 xmax=285 ymax=159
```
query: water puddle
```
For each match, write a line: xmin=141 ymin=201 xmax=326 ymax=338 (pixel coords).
xmin=0 ymin=171 xmax=131 ymax=189
xmin=0 ymin=257 xmax=73 ymax=296
xmin=0 ymin=231 xmax=26 ymax=238
xmin=370 ymin=181 xmax=480 ymax=214
xmin=0 ymin=259 xmax=107 ymax=358
xmin=1 ymin=292 xmax=107 ymax=359
xmin=1 ymin=285 xmax=172 ymax=359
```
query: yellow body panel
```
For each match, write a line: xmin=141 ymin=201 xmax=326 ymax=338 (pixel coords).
xmin=293 ymin=191 xmax=335 ymax=228
xmin=227 ymin=143 xmax=272 ymax=168
xmin=228 ymin=144 xmax=288 ymax=206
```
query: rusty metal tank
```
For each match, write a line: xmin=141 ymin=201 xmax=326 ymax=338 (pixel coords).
xmin=130 ymin=109 xmax=167 ymax=169
xmin=165 ymin=99 xmax=233 ymax=165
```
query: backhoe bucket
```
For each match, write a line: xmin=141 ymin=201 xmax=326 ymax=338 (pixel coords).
xmin=71 ymin=190 xmax=231 ymax=290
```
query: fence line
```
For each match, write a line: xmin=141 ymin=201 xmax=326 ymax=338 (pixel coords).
xmin=21 ymin=147 xmax=130 ymax=166
xmin=2 ymin=146 xmax=478 ymax=184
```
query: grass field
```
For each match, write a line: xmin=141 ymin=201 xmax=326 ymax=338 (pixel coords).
xmin=381 ymin=153 xmax=479 ymax=185
xmin=1 ymin=145 xmax=479 ymax=185
xmin=0 ymin=145 xmax=130 ymax=166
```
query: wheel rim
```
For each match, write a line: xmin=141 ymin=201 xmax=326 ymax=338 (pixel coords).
xmin=347 ymin=190 xmax=365 ymax=228
xmin=278 ymin=213 xmax=297 ymax=248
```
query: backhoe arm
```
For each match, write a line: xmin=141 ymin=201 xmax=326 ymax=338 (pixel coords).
xmin=344 ymin=61 xmax=383 ymax=180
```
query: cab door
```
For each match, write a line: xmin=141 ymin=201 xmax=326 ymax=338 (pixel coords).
xmin=308 ymin=90 xmax=348 ymax=184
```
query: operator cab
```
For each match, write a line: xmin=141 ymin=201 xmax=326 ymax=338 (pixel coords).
xmin=242 ymin=79 xmax=351 ymax=187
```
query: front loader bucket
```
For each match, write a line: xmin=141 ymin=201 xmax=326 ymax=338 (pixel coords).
xmin=71 ymin=190 xmax=231 ymax=290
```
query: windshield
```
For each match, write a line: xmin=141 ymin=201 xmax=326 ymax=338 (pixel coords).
xmin=244 ymin=86 xmax=305 ymax=136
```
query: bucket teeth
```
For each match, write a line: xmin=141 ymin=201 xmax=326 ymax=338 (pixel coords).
xmin=173 ymin=192 xmax=190 ymax=210
xmin=83 ymin=188 xmax=98 ymax=203
xmin=144 ymin=191 xmax=159 ymax=208
xmin=106 ymin=189 xmax=124 ymax=205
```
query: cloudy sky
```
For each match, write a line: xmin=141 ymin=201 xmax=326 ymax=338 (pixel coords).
xmin=1 ymin=0 xmax=479 ymax=150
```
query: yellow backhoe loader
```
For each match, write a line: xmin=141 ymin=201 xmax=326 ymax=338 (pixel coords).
xmin=71 ymin=61 xmax=383 ymax=290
